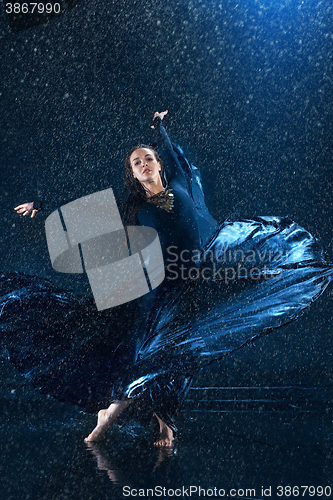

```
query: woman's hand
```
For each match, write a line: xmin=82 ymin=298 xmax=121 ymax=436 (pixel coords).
xmin=151 ymin=110 xmax=168 ymax=128
xmin=14 ymin=202 xmax=38 ymax=218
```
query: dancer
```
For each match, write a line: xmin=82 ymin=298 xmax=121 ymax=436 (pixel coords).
xmin=9 ymin=111 xmax=333 ymax=447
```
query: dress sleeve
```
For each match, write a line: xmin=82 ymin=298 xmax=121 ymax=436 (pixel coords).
xmin=153 ymin=116 xmax=189 ymax=188
xmin=33 ymin=199 xmax=74 ymax=212
xmin=153 ymin=116 xmax=219 ymax=245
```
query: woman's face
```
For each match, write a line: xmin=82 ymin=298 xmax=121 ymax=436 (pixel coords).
xmin=130 ymin=148 xmax=161 ymax=184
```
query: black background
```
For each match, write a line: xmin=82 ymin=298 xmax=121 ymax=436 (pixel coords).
xmin=1 ymin=0 xmax=332 ymax=386
xmin=1 ymin=1 xmax=333 ymax=498
xmin=1 ymin=0 xmax=333 ymax=457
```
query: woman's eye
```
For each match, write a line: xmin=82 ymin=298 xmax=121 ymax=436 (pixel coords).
xmin=147 ymin=157 xmax=153 ymax=161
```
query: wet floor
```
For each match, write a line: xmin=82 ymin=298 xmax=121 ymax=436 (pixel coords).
xmin=1 ymin=369 xmax=332 ymax=500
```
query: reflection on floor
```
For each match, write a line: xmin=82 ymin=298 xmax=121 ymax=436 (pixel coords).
xmin=1 ymin=381 xmax=332 ymax=500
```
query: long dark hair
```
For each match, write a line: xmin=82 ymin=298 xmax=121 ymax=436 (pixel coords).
xmin=120 ymin=145 xmax=166 ymax=225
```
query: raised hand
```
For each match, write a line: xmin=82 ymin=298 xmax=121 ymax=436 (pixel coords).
xmin=151 ymin=110 xmax=168 ymax=128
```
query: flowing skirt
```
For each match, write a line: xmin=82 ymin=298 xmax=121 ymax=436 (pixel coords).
xmin=1 ymin=216 xmax=332 ymax=430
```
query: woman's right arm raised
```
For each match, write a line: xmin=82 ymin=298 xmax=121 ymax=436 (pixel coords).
xmin=14 ymin=202 xmax=38 ymax=219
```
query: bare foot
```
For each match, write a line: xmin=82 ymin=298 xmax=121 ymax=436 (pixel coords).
xmin=85 ymin=409 xmax=113 ymax=442
xmin=154 ymin=414 xmax=174 ymax=447
xmin=84 ymin=400 xmax=131 ymax=442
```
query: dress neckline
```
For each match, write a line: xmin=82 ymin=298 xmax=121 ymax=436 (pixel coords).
xmin=146 ymin=187 xmax=174 ymax=212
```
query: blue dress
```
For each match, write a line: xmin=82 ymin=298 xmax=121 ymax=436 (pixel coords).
xmin=1 ymin=120 xmax=332 ymax=432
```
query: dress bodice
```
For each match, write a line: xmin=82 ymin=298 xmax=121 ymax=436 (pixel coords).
xmin=136 ymin=118 xmax=218 ymax=274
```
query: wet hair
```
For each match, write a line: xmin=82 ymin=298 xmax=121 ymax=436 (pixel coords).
xmin=121 ymin=145 xmax=166 ymax=225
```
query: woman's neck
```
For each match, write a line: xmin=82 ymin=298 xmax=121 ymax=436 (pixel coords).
xmin=142 ymin=179 xmax=164 ymax=198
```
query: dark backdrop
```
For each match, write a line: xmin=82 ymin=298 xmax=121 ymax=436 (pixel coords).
xmin=1 ymin=0 xmax=332 ymax=387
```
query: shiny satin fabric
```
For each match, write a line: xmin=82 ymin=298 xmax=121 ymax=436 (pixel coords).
xmin=2 ymin=123 xmax=333 ymax=431
xmin=1 ymin=215 xmax=332 ymax=431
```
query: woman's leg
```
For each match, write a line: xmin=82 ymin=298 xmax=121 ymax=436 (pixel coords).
xmin=85 ymin=400 xmax=132 ymax=442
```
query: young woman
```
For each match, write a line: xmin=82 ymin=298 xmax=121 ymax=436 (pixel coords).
xmin=9 ymin=111 xmax=333 ymax=447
